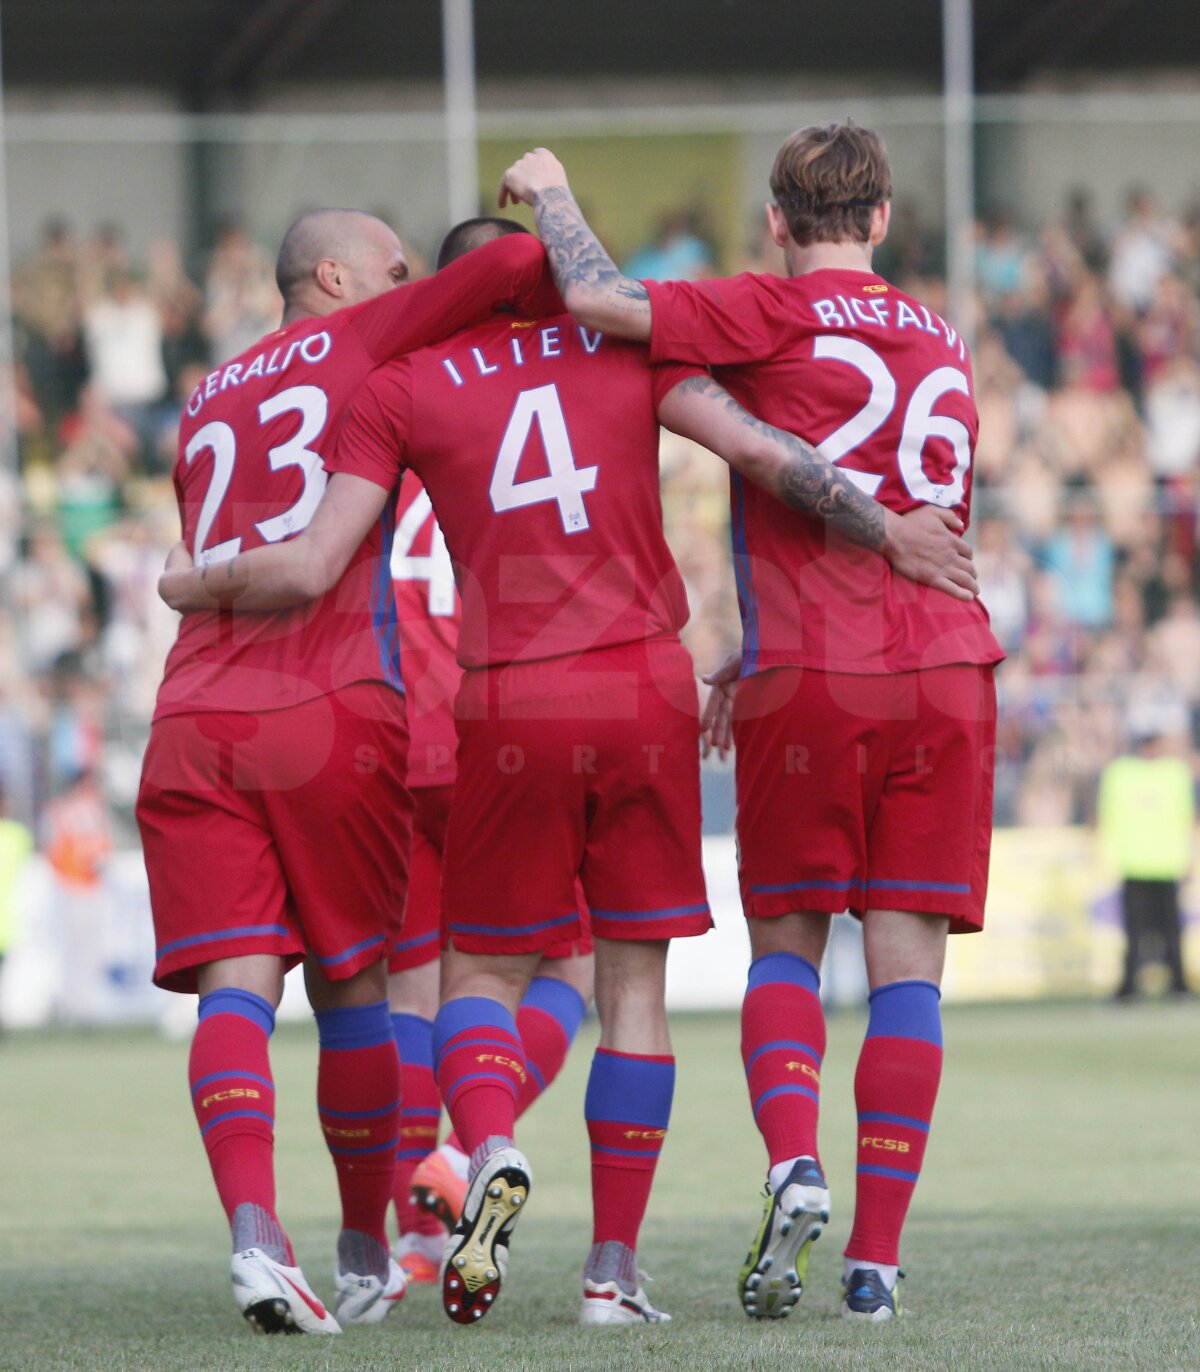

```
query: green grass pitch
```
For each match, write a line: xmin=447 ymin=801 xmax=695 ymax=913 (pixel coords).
xmin=2 ymin=999 xmax=1197 ymax=1371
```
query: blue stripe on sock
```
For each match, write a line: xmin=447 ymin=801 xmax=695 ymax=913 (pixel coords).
xmin=197 ymin=988 xmax=276 ymax=1037
xmin=858 ymin=1110 xmax=930 ymax=1134
xmin=866 ymin=980 xmax=943 ymax=1047
xmin=326 ymin=1135 xmax=399 ymax=1157
xmin=526 ymin=1060 xmax=546 ymax=1091
xmin=199 ymin=1109 xmax=273 ymax=1136
xmin=591 ymin=1143 xmax=664 ymax=1159
xmin=391 ymin=1012 xmax=434 ymax=1069
xmin=743 ymin=1038 xmax=822 ymax=1073
xmin=191 ymin=1069 xmax=274 ymax=1097
xmin=746 ymin=952 xmax=821 ymax=996
xmin=442 ymin=1070 xmax=518 ymax=1099
xmin=753 ymin=1082 xmax=819 ymax=1112
xmin=432 ymin=997 xmax=517 ymax=1064
xmin=314 ymin=1000 xmax=393 ymax=1051
xmin=521 ymin=976 xmax=587 ymax=1042
xmin=858 ymin=1163 xmax=921 ymax=1184
xmin=585 ymin=1049 xmax=675 ymax=1128
xmin=319 ymin=1101 xmax=398 ymax=1121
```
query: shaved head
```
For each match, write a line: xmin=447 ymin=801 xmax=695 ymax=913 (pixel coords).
xmin=275 ymin=209 xmax=408 ymax=318
xmin=436 ymin=216 xmax=529 ymax=272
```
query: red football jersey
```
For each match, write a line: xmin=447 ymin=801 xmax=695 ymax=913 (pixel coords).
xmin=153 ymin=235 xmax=557 ymax=719
xmin=330 ymin=313 xmax=694 ymax=670
xmin=646 ymin=270 xmax=1005 ymax=675
xmin=392 ymin=475 xmax=461 ymax=789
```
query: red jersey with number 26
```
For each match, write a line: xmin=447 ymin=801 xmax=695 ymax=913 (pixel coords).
xmin=331 ymin=313 xmax=693 ymax=670
xmin=153 ymin=235 xmax=556 ymax=720
xmin=646 ymin=270 xmax=1004 ymax=675
xmin=392 ymin=475 xmax=461 ymax=788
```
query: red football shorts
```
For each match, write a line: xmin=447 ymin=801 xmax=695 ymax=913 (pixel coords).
xmin=389 ymin=786 xmax=595 ymax=973
xmin=733 ymin=664 xmax=996 ymax=933
xmin=442 ymin=637 xmax=711 ymax=956
xmin=138 ymin=683 xmax=412 ymax=992
xmin=389 ymin=783 xmax=452 ymax=973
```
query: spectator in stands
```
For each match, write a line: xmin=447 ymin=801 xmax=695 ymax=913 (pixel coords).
xmin=202 ymin=220 xmax=282 ymax=364
xmin=1043 ymin=496 xmax=1116 ymax=629
xmin=83 ymin=269 xmax=167 ymax=465
xmin=624 ymin=209 xmax=714 ymax=281
xmin=975 ymin=209 xmax=1028 ymax=305
xmin=1109 ymin=188 xmax=1178 ymax=316
xmin=0 ymin=782 xmax=33 ymax=1013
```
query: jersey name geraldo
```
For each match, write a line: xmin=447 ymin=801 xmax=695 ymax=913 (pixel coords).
xmin=185 ymin=330 xmax=333 ymax=420
xmin=437 ymin=323 xmax=605 ymax=389
xmin=810 ymin=293 xmax=967 ymax=363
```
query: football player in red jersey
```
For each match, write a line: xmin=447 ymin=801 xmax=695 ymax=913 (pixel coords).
xmin=159 ymin=212 xmax=975 ymax=1328
xmin=138 ymin=209 xmax=555 ymax=1335
xmin=387 ymin=457 xmax=595 ymax=1286
xmin=500 ymin=126 xmax=1003 ymax=1323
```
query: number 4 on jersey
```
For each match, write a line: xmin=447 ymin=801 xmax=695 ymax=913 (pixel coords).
xmin=489 ymin=383 xmax=598 ymax=535
xmin=391 ymin=487 xmax=456 ymax=617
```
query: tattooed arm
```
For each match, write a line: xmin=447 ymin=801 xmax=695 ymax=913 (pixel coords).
xmin=500 ymin=148 xmax=651 ymax=340
xmin=657 ymin=375 xmax=978 ymax=599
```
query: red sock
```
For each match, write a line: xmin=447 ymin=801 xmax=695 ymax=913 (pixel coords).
xmin=390 ymin=1013 xmax=444 ymax=1239
xmin=846 ymin=981 xmax=943 ymax=1266
xmin=514 ymin=975 xmax=587 ymax=1117
xmin=741 ymin=953 xmax=826 ymax=1168
xmin=585 ymin=1049 xmax=675 ymax=1250
xmin=190 ymin=989 xmax=287 ymax=1252
xmin=314 ymin=1002 xmax=402 ymax=1246
xmin=432 ymin=997 xmax=524 ymax=1156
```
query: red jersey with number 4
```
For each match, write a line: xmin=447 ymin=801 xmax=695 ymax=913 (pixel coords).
xmin=646 ymin=270 xmax=1004 ymax=675
xmin=152 ymin=234 xmax=558 ymax=720
xmin=392 ymin=475 xmax=461 ymax=788
xmin=330 ymin=313 xmax=693 ymax=670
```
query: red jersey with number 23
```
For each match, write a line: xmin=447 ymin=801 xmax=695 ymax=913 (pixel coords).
xmin=153 ymin=234 xmax=556 ymax=720
xmin=331 ymin=313 xmax=693 ymax=670
xmin=646 ymin=270 xmax=1005 ymax=675
xmin=392 ymin=474 xmax=461 ymax=788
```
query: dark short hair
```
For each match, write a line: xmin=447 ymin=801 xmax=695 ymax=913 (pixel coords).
xmin=436 ymin=217 xmax=529 ymax=272
xmin=770 ymin=122 xmax=892 ymax=247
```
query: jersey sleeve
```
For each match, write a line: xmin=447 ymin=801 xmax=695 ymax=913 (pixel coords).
xmin=650 ymin=361 xmax=706 ymax=408
xmin=327 ymin=361 xmax=412 ymax=491
xmin=645 ymin=274 xmax=790 ymax=366
xmin=348 ymin=235 xmax=561 ymax=363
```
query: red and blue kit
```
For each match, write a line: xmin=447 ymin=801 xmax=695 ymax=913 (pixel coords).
xmin=331 ymin=313 xmax=711 ymax=955
xmin=647 ymin=270 xmax=1004 ymax=928
xmin=140 ymin=236 xmax=552 ymax=990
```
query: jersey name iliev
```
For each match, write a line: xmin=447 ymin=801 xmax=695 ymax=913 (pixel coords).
xmin=186 ymin=330 xmax=333 ymax=419
xmin=438 ymin=323 xmax=605 ymax=389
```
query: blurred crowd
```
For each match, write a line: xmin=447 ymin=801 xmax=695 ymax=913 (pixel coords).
xmin=2 ymin=186 xmax=1199 ymax=844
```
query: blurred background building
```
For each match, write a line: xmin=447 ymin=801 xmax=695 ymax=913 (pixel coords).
xmin=0 ymin=0 xmax=1196 ymax=1018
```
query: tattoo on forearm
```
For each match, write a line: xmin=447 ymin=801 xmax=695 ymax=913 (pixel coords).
xmin=532 ymin=187 xmax=650 ymax=316
xmin=675 ymin=376 xmax=886 ymax=551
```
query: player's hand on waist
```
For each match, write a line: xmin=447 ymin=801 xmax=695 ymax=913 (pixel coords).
xmin=881 ymin=506 xmax=978 ymax=602
xmin=499 ymin=148 xmax=570 ymax=208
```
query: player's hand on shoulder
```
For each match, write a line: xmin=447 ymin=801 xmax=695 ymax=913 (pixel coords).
xmin=700 ymin=651 xmax=742 ymax=761
xmin=882 ymin=505 xmax=978 ymax=602
xmin=499 ymin=148 xmax=570 ymax=207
